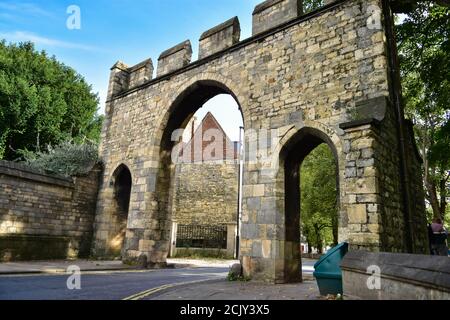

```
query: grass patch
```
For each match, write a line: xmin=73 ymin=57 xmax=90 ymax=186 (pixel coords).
xmin=172 ymin=248 xmax=233 ymax=260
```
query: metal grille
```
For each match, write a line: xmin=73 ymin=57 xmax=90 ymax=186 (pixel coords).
xmin=176 ymin=225 xmax=227 ymax=249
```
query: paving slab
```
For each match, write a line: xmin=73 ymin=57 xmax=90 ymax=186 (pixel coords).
xmin=146 ymin=279 xmax=322 ymax=300
xmin=0 ymin=260 xmax=134 ymax=275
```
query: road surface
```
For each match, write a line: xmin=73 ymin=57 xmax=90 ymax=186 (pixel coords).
xmin=0 ymin=260 xmax=316 ymax=300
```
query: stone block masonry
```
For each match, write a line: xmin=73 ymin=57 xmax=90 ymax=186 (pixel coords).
xmin=95 ymin=0 xmax=428 ymax=282
xmin=172 ymin=162 xmax=239 ymax=226
xmin=0 ymin=161 xmax=101 ymax=262
xmin=341 ymin=251 xmax=450 ymax=299
xmin=252 ymin=0 xmax=303 ymax=35
xmin=157 ymin=40 xmax=193 ymax=77
xmin=199 ymin=17 xmax=241 ymax=59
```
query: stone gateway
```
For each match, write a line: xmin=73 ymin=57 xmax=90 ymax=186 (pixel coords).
xmin=92 ymin=0 xmax=429 ymax=282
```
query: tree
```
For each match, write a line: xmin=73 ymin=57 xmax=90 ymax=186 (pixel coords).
xmin=0 ymin=41 xmax=103 ymax=160
xmin=396 ymin=2 xmax=450 ymax=222
xmin=300 ymin=144 xmax=338 ymax=253
xmin=302 ymin=0 xmax=325 ymax=14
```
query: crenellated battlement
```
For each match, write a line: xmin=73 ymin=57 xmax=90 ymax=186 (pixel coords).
xmin=107 ymin=0 xmax=341 ymax=100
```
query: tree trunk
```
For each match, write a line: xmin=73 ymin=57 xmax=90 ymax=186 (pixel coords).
xmin=438 ymin=177 xmax=447 ymax=222
xmin=314 ymin=225 xmax=323 ymax=254
xmin=426 ymin=177 xmax=441 ymax=219
xmin=332 ymin=214 xmax=338 ymax=246
xmin=317 ymin=238 xmax=323 ymax=254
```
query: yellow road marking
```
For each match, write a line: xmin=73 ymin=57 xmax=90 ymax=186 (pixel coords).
xmin=122 ymin=278 xmax=220 ymax=301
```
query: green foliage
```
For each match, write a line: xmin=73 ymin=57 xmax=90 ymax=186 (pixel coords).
xmin=303 ymin=0 xmax=325 ymax=14
xmin=19 ymin=140 xmax=99 ymax=177
xmin=227 ymin=271 xmax=251 ymax=282
xmin=396 ymin=2 xmax=450 ymax=220
xmin=172 ymin=248 xmax=233 ymax=260
xmin=0 ymin=41 xmax=103 ymax=160
xmin=300 ymin=144 xmax=338 ymax=253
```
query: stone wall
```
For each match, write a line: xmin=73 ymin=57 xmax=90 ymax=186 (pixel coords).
xmin=172 ymin=162 xmax=239 ymax=226
xmin=0 ymin=161 xmax=101 ymax=262
xmin=341 ymin=250 xmax=450 ymax=300
xmin=94 ymin=0 xmax=428 ymax=282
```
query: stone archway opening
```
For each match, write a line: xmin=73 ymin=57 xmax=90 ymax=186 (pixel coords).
xmin=153 ymin=80 xmax=245 ymax=263
xmin=110 ymin=164 xmax=132 ymax=257
xmin=300 ymin=143 xmax=339 ymax=255
xmin=280 ymin=128 xmax=340 ymax=283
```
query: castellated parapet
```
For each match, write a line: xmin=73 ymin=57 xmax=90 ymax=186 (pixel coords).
xmin=156 ymin=40 xmax=192 ymax=77
xmin=106 ymin=0 xmax=313 ymax=94
xmin=199 ymin=17 xmax=241 ymax=59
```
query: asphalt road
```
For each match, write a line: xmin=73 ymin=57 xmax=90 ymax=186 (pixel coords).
xmin=0 ymin=267 xmax=228 ymax=300
xmin=0 ymin=260 xmax=316 ymax=300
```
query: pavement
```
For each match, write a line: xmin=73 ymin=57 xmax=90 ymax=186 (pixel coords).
xmin=146 ymin=279 xmax=320 ymax=300
xmin=0 ymin=260 xmax=134 ymax=275
xmin=0 ymin=258 xmax=240 ymax=275
xmin=0 ymin=258 xmax=320 ymax=300
xmin=0 ymin=257 xmax=316 ymax=275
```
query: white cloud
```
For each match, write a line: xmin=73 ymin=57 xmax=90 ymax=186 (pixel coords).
xmin=0 ymin=31 xmax=100 ymax=52
xmin=0 ymin=2 xmax=53 ymax=18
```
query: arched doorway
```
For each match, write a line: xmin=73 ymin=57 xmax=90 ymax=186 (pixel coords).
xmin=280 ymin=127 xmax=340 ymax=282
xmin=110 ymin=164 xmax=132 ymax=257
xmin=150 ymin=80 xmax=245 ymax=263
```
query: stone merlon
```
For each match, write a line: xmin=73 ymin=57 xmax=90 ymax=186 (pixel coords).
xmin=157 ymin=40 xmax=192 ymax=77
xmin=108 ymin=59 xmax=154 ymax=99
xmin=128 ymin=58 xmax=154 ymax=89
xmin=252 ymin=0 xmax=303 ymax=35
xmin=199 ymin=17 xmax=241 ymax=59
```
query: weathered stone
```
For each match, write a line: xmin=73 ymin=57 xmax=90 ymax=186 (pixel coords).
xmin=137 ymin=253 xmax=148 ymax=268
xmin=348 ymin=204 xmax=367 ymax=224
xmin=229 ymin=263 xmax=242 ymax=277
xmin=92 ymin=0 xmax=429 ymax=283
xmin=0 ymin=161 xmax=101 ymax=261
xmin=199 ymin=17 xmax=240 ymax=59
xmin=341 ymin=251 xmax=450 ymax=300
xmin=156 ymin=40 xmax=192 ymax=77
xmin=252 ymin=0 xmax=302 ymax=35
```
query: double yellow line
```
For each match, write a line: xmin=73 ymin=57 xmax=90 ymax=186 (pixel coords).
xmin=122 ymin=278 xmax=219 ymax=300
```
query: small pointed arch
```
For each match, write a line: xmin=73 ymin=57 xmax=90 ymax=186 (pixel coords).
xmin=109 ymin=164 xmax=132 ymax=257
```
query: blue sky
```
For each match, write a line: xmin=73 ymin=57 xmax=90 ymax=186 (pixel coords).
xmin=0 ymin=0 xmax=256 ymax=140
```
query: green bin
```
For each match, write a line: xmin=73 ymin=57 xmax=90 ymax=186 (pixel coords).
xmin=313 ymin=242 xmax=348 ymax=296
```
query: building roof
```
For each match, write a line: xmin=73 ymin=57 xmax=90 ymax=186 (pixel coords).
xmin=178 ymin=112 xmax=238 ymax=163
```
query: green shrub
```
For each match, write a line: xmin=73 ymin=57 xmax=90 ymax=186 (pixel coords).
xmin=227 ymin=271 xmax=251 ymax=282
xmin=19 ymin=139 xmax=99 ymax=177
